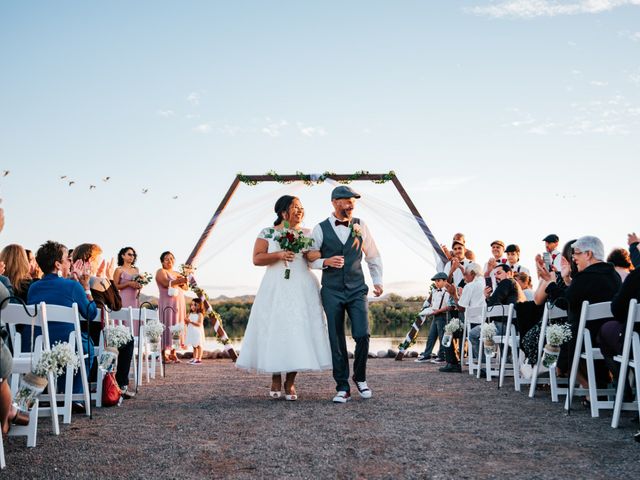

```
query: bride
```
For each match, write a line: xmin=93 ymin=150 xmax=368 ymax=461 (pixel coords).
xmin=236 ymin=195 xmax=332 ymax=400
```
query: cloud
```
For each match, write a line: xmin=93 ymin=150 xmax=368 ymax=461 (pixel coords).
xmin=466 ymin=0 xmax=640 ymax=19
xmin=297 ymin=123 xmax=327 ymax=137
xmin=589 ymin=80 xmax=609 ymax=87
xmin=619 ymin=30 xmax=640 ymax=41
xmin=193 ymin=123 xmax=212 ymax=134
xmin=506 ymin=95 xmax=640 ymax=136
xmin=187 ymin=92 xmax=201 ymax=106
xmin=261 ymin=119 xmax=288 ymax=137
xmin=157 ymin=109 xmax=174 ymax=117
xmin=218 ymin=124 xmax=242 ymax=136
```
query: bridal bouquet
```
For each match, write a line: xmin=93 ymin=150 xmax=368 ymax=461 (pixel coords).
xmin=542 ymin=323 xmax=572 ymax=368
xmin=133 ymin=272 xmax=153 ymax=287
xmin=442 ymin=318 xmax=463 ymax=348
xmin=264 ymin=222 xmax=314 ymax=279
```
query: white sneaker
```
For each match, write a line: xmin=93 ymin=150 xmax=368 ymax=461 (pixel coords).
xmin=332 ymin=391 xmax=351 ymax=403
xmin=353 ymin=380 xmax=373 ymax=399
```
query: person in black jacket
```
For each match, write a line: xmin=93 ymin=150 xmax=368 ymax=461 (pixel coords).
xmin=545 ymin=236 xmax=621 ymax=390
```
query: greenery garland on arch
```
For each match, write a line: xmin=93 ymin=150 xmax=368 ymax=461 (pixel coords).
xmin=236 ymin=170 xmax=396 ymax=186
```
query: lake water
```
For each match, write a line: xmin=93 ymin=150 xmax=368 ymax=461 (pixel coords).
xmin=203 ymin=322 xmax=431 ymax=354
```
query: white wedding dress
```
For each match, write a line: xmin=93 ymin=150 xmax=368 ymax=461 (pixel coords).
xmin=236 ymin=227 xmax=333 ymax=373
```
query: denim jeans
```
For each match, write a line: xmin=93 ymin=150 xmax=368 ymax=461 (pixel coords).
xmin=421 ymin=315 xmax=447 ymax=359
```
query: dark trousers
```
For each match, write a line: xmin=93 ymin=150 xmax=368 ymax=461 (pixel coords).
xmin=321 ymin=286 xmax=369 ymax=393
xmin=445 ymin=312 xmax=463 ymax=365
xmin=422 ymin=315 xmax=447 ymax=359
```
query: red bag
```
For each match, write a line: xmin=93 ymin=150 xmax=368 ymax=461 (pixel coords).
xmin=102 ymin=372 xmax=122 ymax=407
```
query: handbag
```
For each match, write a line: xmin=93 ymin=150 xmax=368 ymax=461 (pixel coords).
xmin=102 ymin=371 xmax=122 ymax=407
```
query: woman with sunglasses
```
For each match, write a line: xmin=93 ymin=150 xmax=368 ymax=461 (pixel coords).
xmin=114 ymin=247 xmax=142 ymax=308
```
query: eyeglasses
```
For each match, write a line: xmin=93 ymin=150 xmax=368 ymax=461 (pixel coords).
xmin=572 ymin=250 xmax=586 ymax=256
xmin=125 ymin=253 xmax=135 ymax=257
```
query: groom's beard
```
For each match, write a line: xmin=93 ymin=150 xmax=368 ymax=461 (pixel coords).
xmin=337 ymin=208 xmax=353 ymax=220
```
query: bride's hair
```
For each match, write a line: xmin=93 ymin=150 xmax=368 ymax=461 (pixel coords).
xmin=273 ymin=195 xmax=297 ymax=226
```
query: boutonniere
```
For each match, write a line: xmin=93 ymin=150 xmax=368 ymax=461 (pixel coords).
xmin=350 ymin=223 xmax=362 ymax=238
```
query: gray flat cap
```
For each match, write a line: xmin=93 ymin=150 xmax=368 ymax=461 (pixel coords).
xmin=331 ymin=185 xmax=361 ymax=200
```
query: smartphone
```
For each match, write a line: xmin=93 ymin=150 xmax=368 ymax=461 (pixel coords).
xmin=542 ymin=252 xmax=552 ymax=271
xmin=485 ymin=277 xmax=493 ymax=288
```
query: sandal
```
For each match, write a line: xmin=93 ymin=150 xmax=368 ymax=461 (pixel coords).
xmin=284 ymin=381 xmax=298 ymax=401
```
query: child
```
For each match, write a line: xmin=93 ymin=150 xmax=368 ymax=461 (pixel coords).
xmin=185 ymin=298 xmax=206 ymax=364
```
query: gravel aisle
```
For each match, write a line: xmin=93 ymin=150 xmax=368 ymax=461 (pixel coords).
xmin=3 ymin=359 xmax=639 ymax=479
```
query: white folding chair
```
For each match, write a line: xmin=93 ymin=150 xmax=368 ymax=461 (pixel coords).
xmin=45 ymin=303 xmax=92 ymax=423
xmin=611 ymin=299 xmax=640 ymax=428
xmin=5 ymin=302 xmax=60 ymax=446
xmin=460 ymin=305 xmax=484 ymax=376
xmin=106 ymin=307 xmax=138 ymax=387
xmin=497 ymin=305 xmax=520 ymax=390
xmin=143 ymin=308 xmax=164 ymax=380
xmin=528 ymin=303 xmax=568 ymax=400
xmin=565 ymin=301 xmax=617 ymax=417
xmin=130 ymin=308 xmax=148 ymax=387
xmin=477 ymin=304 xmax=513 ymax=382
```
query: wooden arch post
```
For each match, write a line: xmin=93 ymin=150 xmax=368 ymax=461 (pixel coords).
xmin=184 ymin=172 xmax=447 ymax=362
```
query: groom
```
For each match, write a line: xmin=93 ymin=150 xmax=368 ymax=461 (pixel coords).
xmin=310 ymin=186 xmax=383 ymax=403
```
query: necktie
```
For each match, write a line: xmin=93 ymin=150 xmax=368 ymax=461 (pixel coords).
xmin=335 ymin=220 xmax=349 ymax=227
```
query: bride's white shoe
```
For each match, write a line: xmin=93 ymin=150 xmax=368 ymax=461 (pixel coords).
xmin=269 ymin=391 xmax=282 ymax=399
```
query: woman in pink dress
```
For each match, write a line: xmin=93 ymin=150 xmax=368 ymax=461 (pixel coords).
xmin=155 ymin=251 xmax=188 ymax=363
xmin=114 ymin=246 xmax=142 ymax=308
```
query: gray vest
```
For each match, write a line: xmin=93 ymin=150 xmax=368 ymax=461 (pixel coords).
xmin=319 ymin=218 xmax=366 ymax=291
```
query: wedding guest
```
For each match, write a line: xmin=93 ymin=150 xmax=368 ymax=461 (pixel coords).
xmin=415 ymin=272 xmax=451 ymax=364
xmin=607 ymin=248 xmax=633 ymax=282
xmin=515 ymin=272 xmax=534 ymax=301
xmin=543 ymin=234 xmax=563 ymax=272
xmin=114 ymin=246 xmax=142 ymax=308
xmin=627 ymin=232 xmax=640 ymax=268
xmin=505 ymin=244 xmax=530 ymax=275
xmin=440 ymin=263 xmax=486 ymax=372
xmin=441 ymin=233 xmax=466 ymax=262
xmin=0 ymin=244 xmax=35 ymax=303
xmin=25 ymin=241 xmax=97 ymax=397
xmin=73 ymin=244 xmax=134 ymax=397
xmin=155 ymin=251 xmax=188 ymax=363
xmin=185 ymin=299 xmax=206 ymax=365
xmin=545 ymin=236 xmax=621 ymax=395
xmin=2 ymin=282 xmax=29 ymax=431
xmin=468 ymin=264 xmax=518 ymax=361
xmin=484 ymin=240 xmax=507 ymax=290
xmin=445 ymin=240 xmax=470 ymax=289
xmin=25 ymin=249 xmax=42 ymax=280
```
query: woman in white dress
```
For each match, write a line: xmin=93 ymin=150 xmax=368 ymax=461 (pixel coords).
xmin=236 ymin=195 xmax=332 ymax=400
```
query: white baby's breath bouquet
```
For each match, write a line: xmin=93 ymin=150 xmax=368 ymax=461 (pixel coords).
xmin=34 ymin=341 xmax=80 ymax=377
xmin=481 ymin=322 xmax=497 ymax=340
xmin=542 ymin=323 xmax=572 ymax=368
xmin=104 ymin=325 xmax=133 ymax=349
xmin=170 ymin=324 xmax=183 ymax=339
xmin=546 ymin=323 xmax=572 ymax=346
xmin=444 ymin=318 xmax=463 ymax=335
xmin=144 ymin=321 xmax=165 ymax=342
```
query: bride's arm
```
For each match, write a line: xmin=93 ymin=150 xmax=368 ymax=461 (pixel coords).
xmin=253 ymin=238 xmax=293 ymax=266
xmin=305 ymin=250 xmax=321 ymax=262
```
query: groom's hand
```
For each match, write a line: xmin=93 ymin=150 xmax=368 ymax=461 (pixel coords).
xmin=373 ymin=284 xmax=383 ymax=297
xmin=323 ymin=256 xmax=345 ymax=268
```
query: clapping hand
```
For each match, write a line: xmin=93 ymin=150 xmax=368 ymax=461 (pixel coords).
xmin=535 ymin=254 xmax=553 ymax=281
xmin=560 ymin=256 xmax=572 ymax=283
xmin=628 ymin=232 xmax=639 ymax=246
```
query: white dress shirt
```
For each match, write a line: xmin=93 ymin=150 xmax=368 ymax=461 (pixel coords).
xmin=444 ymin=259 xmax=471 ymax=287
xmin=507 ymin=263 xmax=530 ymax=276
xmin=551 ymin=249 xmax=563 ymax=272
xmin=309 ymin=214 xmax=383 ymax=286
xmin=458 ymin=277 xmax=486 ymax=310
xmin=419 ymin=288 xmax=449 ymax=319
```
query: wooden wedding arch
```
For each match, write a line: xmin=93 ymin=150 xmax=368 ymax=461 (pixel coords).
xmin=182 ymin=171 xmax=446 ymax=361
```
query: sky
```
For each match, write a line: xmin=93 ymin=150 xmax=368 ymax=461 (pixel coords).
xmin=0 ymin=1 xmax=638 ymax=299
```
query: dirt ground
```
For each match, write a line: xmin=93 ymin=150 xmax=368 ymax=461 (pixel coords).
xmin=3 ymin=357 xmax=639 ymax=479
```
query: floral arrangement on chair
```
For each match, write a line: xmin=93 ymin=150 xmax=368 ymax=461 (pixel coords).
xmin=481 ymin=322 xmax=498 ymax=358
xmin=442 ymin=318 xmax=463 ymax=348
xmin=15 ymin=342 xmax=80 ymax=410
xmin=100 ymin=325 xmax=133 ymax=369
xmin=144 ymin=321 xmax=165 ymax=351
xmin=542 ymin=323 xmax=572 ymax=368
